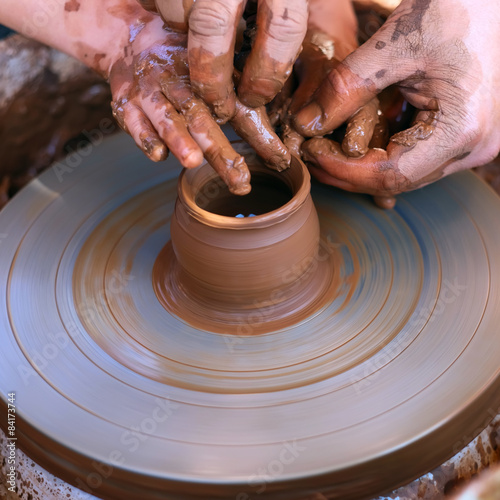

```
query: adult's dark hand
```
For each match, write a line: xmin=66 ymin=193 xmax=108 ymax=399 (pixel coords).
xmin=295 ymin=0 xmax=500 ymax=198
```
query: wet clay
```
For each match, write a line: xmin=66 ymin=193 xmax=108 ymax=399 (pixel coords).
xmin=230 ymin=100 xmax=291 ymax=172
xmin=107 ymin=17 xmax=291 ymax=195
xmin=187 ymin=0 xmax=244 ymax=122
xmin=188 ymin=46 xmax=239 ymax=124
xmin=390 ymin=109 xmax=439 ymax=148
xmin=282 ymin=123 xmax=305 ymax=158
xmin=342 ymin=98 xmax=381 ymax=157
xmin=368 ymin=113 xmax=390 ymax=150
xmin=153 ymin=143 xmax=339 ymax=335
xmin=108 ymin=28 xmax=252 ymax=195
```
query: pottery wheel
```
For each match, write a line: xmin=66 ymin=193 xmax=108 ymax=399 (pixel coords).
xmin=1 ymin=130 xmax=500 ymax=500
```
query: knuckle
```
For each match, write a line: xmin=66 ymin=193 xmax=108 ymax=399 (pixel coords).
xmin=326 ymin=66 xmax=353 ymax=103
xmin=379 ymin=163 xmax=409 ymax=194
xmin=189 ymin=2 xmax=235 ymax=38
xmin=185 ymin=104 xmax=212 ymax=130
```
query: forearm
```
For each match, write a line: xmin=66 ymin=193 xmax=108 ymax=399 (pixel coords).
xmin=0 ymin=0 xmax=149 ymax=77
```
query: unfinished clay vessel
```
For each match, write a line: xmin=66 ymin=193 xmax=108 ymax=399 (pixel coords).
xmin=153 ymin=142 xmax=336 ymax=334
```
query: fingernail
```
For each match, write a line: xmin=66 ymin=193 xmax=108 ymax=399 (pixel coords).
xmin=182 ymin=149 xmax=204 ymax=168
xmin=373 ymin=195 xmax=396 ymax=209
xmin=265 ymin=154 xmax=291 ymax=172
xmin=342 ymin=136 xmax=368 ymax=158
xmin=294 ymin=102 xmax=325 ymax=136
xmin=228 ymin=156 xmax=251 ymax=195
xmin=142 ymin=136 xmax=168 ymax=162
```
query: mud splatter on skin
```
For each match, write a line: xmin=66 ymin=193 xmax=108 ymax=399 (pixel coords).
xmin=302 ymin=136 xmax=414 ymax=197
xmin=188 ymin=47 xmax=239 ymax=124
xmin=288 ymin=30 xmax=385 ymax=158
xmin=238 ymin=0 xmax=303 ymax=108
xmin=302 ymin=0 xmax=484 ymax=201
xmin=230 ymin=101 xmax=291 ymax=172
xmin=375 ymin=40 xmax=386 ymax=50
xmin=391 ymin=0 xmax=432 ymax=42
xmin=105 ymin=2 xmax=152 ymax=48
xmin=64 ymin=0 xmax=80 ymax=12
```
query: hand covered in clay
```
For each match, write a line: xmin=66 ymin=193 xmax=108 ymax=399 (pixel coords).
xmin=0 ymin=0 xmax=289 ymax=195
xmin=138 ymin=0 xmax=308 ymax=121
xmin=266 ymin=0 xmax=389 ymax=204
xmin=295 ymin=0 xmax=500 ymax=200
xmin=109 ymin=14 xmax=290 ymax=195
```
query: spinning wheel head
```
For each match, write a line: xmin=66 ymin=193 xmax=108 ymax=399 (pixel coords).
xmin=1 ymin=131 xmax=500 ymax=499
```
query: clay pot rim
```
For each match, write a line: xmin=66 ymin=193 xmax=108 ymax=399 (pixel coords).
xmin=178 ymin=153 xmax=311 ymax=230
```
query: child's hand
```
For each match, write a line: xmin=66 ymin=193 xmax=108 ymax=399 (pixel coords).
xmin=0 ymin=1 xmax=290 ymax=195
xmin=109 ymin=16 xmax=290 ymax=194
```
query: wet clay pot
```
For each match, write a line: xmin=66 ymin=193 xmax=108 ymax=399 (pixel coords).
xmin=154 ymin=142 xmax=336 ymax=335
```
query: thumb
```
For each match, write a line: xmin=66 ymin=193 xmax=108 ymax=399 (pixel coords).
xmin=294 ymin=31 xmax=418 ymax=137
